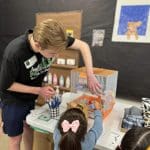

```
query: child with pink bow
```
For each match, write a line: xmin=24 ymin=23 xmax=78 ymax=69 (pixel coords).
xmin=53 ymin=101 xmax=103 ymax=150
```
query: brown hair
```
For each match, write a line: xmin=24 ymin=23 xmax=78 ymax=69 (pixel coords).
xmin=33 ymin=19 xmax=67 ymax=50
xmin=116 ymin=127 xmax=150 ymax=150
xmin=57 ymin=108 xmax=87 ymax=150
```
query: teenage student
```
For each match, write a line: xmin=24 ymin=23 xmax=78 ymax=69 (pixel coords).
xmin=0 ymin=19 xmax=101 ymax=150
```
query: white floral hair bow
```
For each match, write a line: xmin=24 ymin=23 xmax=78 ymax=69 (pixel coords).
xmin=61 ymin=120 xmax=80 ymax=133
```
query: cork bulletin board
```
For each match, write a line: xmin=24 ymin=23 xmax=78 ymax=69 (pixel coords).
xmin=36 ymin=10 xmax=82 ymax=39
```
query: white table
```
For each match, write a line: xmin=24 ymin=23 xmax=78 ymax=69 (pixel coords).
xmin=26 ymin=92 xmax=141 ymax=150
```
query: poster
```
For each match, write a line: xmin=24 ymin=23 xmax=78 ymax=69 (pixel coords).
xmin=112 ymin=0 xmax=150 ymax=43
xmin=92 ymin=29 xmax=105 ymax=47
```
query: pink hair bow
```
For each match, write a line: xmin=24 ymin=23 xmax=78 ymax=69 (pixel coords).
xmin=61 ymin=120 xmax=80 ymax=133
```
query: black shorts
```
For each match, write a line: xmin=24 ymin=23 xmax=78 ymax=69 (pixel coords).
xmin=2 ymin=101 xmax=34 ymax=137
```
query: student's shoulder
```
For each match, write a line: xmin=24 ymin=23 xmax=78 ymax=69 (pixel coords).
xmin=4 ymin=34 xmax=27 ymax=59
xmin=6 ymin=34 xmax=26 ymax=50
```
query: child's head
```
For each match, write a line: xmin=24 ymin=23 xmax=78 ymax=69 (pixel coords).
xmin=116 ymin=127 xmax=150 ymax=150
xmin=57 ymin=108 xmax=87 ymax=150
xmin=33 ymin=19 xmax=67 ymax=51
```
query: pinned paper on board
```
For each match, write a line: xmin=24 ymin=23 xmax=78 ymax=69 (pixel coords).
xmin=66 ymin=29 xmax=74 ymax=37
xmin=92 ymin=29 xmax=105 ymax=47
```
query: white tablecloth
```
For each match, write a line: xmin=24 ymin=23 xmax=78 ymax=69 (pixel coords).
xmin=26 ymin=92 xmax=141 ymax=150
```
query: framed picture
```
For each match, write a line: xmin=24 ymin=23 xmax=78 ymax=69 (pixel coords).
xmin=112 ymin=0 xmax=150 ymax=43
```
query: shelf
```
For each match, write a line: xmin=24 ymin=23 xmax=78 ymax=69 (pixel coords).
xmin=51 ymin=64 xmax=78 ymax=69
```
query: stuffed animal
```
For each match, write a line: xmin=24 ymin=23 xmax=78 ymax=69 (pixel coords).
xmin=67 ymin=101 xmax=88 ymax=120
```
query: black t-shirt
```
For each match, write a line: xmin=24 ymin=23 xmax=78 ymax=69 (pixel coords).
xmin=0 ymin=30 xmax=75 ymax=104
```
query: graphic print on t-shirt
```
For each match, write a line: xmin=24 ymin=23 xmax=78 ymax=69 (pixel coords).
xmin=30 ymin=57 xmax=54 ymax=80
xmin=24 ymin=55 xmax=54 ymax=80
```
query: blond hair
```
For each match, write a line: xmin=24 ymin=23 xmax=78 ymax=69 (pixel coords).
xmin=33 ymin=19 xmax=67 ymax=50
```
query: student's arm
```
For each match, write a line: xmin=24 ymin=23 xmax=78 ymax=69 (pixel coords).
xmin=84 ymin=110 xmax=103 ymax=149
xmin=69 ymin=39 xmax=101 ymax=95
xmin=0 ymin=57 xmax=55 ymax=99
xmin=90 ymin=110 xmax=103 ymax=139
xmin=53 ymin=127 xmax=61 ymax=150
xmin=83 ymin=101 xmax=103 ymax=149
xmin=8 ymin=82 xmax=55 ymax=99
xmin=90 ymin=101 xmax=103 ymax=140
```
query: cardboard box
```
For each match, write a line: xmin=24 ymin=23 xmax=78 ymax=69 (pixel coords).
xmin=36 ymin=10 xmax=82 ymax=39
xmin=33 ymin=132 xmax=54 ymax=150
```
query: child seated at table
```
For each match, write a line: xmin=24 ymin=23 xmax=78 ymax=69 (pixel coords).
xmin=53 ymin=101 xmax=103 ymax=150
xmin=116 ymin=127 xmax=150 ymax=150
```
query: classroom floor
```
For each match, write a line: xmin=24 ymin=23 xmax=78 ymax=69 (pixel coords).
xmin=0 ymin=127 xmax=25 ymax=150
xmin=0 ymin=96 xmax=141 ymax=150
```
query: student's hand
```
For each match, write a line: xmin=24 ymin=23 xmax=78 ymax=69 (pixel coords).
xmin=94 ymin=101 xmax=101 ymax=110
xmin=39 ymin=86 xmax=55 ymax=100
xmin=87 ymin=74 xmax=102 ymax=96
